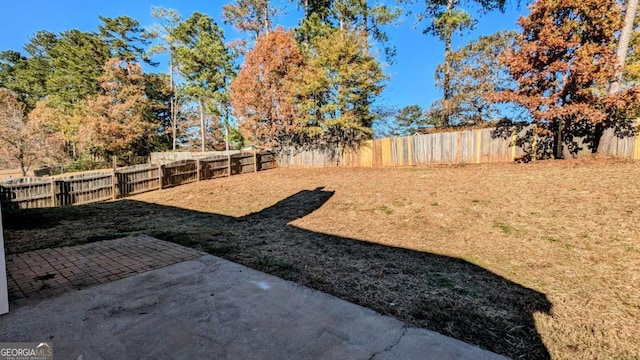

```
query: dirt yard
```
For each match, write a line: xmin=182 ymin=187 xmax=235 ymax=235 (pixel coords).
xmin=3 ymin=160 xmax=640 ymax=359
xmin=0 ymin=168 xmax=27 ymax=180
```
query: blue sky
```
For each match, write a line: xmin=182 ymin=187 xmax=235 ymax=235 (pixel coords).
xmin=0 ymin=0 xmax=527 ymax=112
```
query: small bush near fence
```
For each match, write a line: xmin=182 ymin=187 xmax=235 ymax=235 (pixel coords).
xmin=0 ymin=152 xmax=276 ymax=210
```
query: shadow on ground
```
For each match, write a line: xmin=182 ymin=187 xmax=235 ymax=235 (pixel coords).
xmin=2 ymin=188 xmax=552 ymax=359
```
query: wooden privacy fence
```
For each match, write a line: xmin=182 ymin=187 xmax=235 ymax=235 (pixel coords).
xmin=279 ymin=126 xmax=640 ymax=168
xmin=150 ymin=150 xmax=243 ymax=164
xmin=115 ymin=164 xmax=161 ymax=197
xmin=0 ymin=152 xmax=276 ymax=210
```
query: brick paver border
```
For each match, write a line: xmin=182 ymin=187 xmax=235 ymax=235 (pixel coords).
xmin=5 ymin=235 xmax=203 ymax=305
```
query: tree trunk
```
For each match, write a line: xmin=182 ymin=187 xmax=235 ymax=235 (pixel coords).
xmin=441 ymin=0 xmax=454 ymax=127
xmin=562 ymin=144 xmax=573 ymax=160
xmin=225 ymin=115 xmax=231 ymax=176
xmin=17 ymin=144 xmax=27 ymax=177
xmin=598 ymin=128 xmax=614 ymax=155
xmin=597 ymin=0 xmax=638 ymax=155
xmin=554 ymin=118 xmax=564 ymax=159
xmin=170 ymin=60 xmax=176 ymax=151
xmin=264 ymin=3 xmax=270 ymax=35
xmin=199 ymin=99 xmax=205 ymax=152
xmin=363 ymin=0 xmax=369 ymax=55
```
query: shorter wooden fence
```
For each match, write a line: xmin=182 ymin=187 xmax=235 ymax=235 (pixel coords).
xmin=0 ymin=152 xmax=276 ymax=210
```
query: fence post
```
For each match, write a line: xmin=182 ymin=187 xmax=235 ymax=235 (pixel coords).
xmin=407 ymin=137 xmax=413 ymax=166
xmin=511 ymin=126 xmax=517 ymax=161
xmin=112 ymin=156 xmax=117 ymax=200
xmin=253 ymin=150 xmax=258 ymax=172
xmin=158 ymin=164 xmax=164 ymax=190
xmin=532 ymin=124 xmax=538 ymax=162
xmin=227 ymin=155 xmax=232 ymax=177
xmin=197 ymin=159 xmax=201 ymax=181
xmin=50 ymin=178 xmax=56 ymax=207
xmin=634 ymin=121 xmax=640 ymax=160
xmin=0 ymin=197 xmax=9 ymax=314
xmin=476 ymin=129 xmax=482 ymax=164
xmin=456 ymin=131 xmax=462 ymax=164
xmin=58 ymin=180 xmax=67 ymax=206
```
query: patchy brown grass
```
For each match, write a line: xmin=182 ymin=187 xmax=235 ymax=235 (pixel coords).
xmin=3 ymin=160 xmax=640 ymax=359
xmin=0 ymin=168 xmax=28 ymax=180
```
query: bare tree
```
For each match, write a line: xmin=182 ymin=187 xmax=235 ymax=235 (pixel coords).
xmin=0 ymin=88 xmax=62 ymax=176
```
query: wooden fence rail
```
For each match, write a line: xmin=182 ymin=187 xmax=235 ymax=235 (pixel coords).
xmin=0 ymin=151 xmax=276 ymax=210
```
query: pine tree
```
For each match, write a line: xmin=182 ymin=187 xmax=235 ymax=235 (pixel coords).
xmin=98 ymin=16 xmax=156 ymax=65
xmin=46 ymin=29 xmax=110 ymax=106
xmin=297 ymin=28 xmax=386 ymax=151
xmin=433 ymin=30 xmax=518 ymax=125
xmin=222 ymin=0 xmax=282 ymax=38
xmin=172 ymin=12 xmax=235 ymax=151
xmin=150 ymin=7 xmax=184 ymax=150
xmin=403 ymin=0 xmax=506 ymax=126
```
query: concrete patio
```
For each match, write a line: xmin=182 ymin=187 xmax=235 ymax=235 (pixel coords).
xmin=0 ymin=236 xmax=506 ymax=359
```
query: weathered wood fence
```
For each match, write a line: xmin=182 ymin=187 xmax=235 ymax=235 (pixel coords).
xmin=150 ymin=150 xmax=244 ymax=164
xmin=0 ymin=152 xmax=276 ymax=210
xmin=279 ymin=126 xmax=640 ymax=168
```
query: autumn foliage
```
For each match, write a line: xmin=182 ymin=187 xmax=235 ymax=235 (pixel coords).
xmin=83 ymin=59 xmax=155 ymax=159
xmin=4 ymin=1 xmax=640 ymax=171
xmin=0 ymin=88 xmax=62 ymax=175
xmin=231 ymin=28 xmax=306 ymax=149
xmin=493 ymin=0 xmax=624 ymax=158
xmin=231 ymin=26 xmax=386 ymax=153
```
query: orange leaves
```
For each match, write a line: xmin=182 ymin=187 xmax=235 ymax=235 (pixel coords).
xmin=231 ymin=27 xmax=385 ymax=152
xmin=82 ymin=59 xmax=154 ymax=157
xmin=231 ymin=28 xmax=305 ymax=149
xmin=495 ymin=0 xmax=622 ymax=126
xmin=0 ymin=88 xmax=63 ymax=174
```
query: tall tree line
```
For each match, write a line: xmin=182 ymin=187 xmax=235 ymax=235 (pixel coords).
xmin=0 ymin=12 xmax=240 ymax=173
xmin=2 ymin=0 xmax=639 ymax=175
xmin=226 ymin=0 xmax=397 ymax=156
xmin=0 ymin=16 xmax=176 ymax=171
